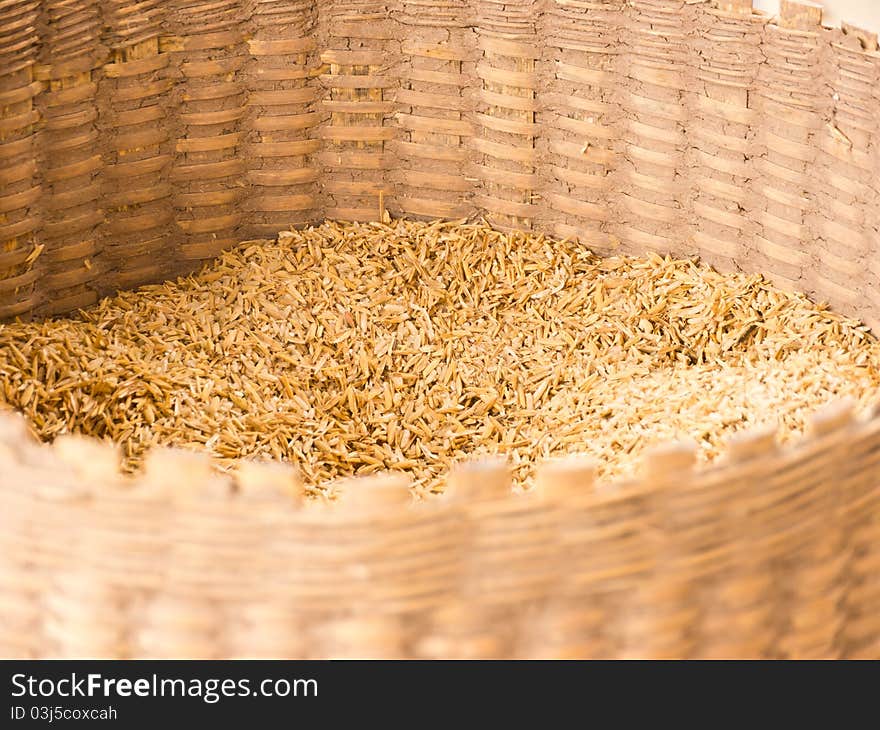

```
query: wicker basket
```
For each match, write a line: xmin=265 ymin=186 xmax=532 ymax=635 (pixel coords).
xmin=1 ymin=0 xmax=879 ymax=658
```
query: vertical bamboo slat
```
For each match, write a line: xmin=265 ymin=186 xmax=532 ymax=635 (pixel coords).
xmin=98 ymin=3 xmax=173 ymax=293
xmin=812 ymin=23 xmax=878 ymax=326
xmin=167 ymin=0 xmax=248 ymax=268
xmin=841 ymin=410 xmax=880 ymax=658
xmin=246 ymin=2 xmax=322 ymax=237
xmin=318 ymin=1 xmax=398 ymax=223
xmin=0 ymin=0 xmax=41 ymax=320
xmin=45 ymin=436 xmax=120 ymax=657
xmin=687 ymin=0 xmax=763 ymax=269
xmin=702 ymin=427 xmax=778 ymax=658
xmin=751 ymin=1 xmax=821 ymax=297
xmin=776 ymin=403 xmax=854 ymax=658
xmin=394 ymin=1 xmax=475 ymax=220
xmin=34 ymin=0 xmax=104 ymax=316
xmin=472 ymin=0 xmax=541 ymax=231
xmin=616 ymin=0 xmax=694 ymax=258
xmin=541 ymin=0 xmax=621 ymax=253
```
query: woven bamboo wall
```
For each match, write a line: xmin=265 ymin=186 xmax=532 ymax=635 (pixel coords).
xmin=1 ymin=0 xmax=879 ymax=328
xmin=2 ymin=400 xmax=879 ymax=659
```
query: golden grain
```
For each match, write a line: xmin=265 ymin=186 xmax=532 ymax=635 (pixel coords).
xmin=1 ymin=219 xmax=880 ymax=494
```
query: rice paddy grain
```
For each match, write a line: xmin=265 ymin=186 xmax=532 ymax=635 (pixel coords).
xmin=2 ymin=219 xmax=878 ymax=493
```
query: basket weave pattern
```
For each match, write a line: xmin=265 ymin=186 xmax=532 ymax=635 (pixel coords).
xmin=1 ymin=0 xmax=880 ymax=657
xmin=2 ymin=400 xmax=879 ymax=658
xmin=2 ymin=0 xmax=880 ymax=326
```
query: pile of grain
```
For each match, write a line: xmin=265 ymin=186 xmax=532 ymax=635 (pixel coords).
xmin=2 ymin=219 xmax=879 ymax=493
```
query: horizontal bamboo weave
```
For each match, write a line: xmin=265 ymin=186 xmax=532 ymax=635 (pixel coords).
xmin=1 ymin=0 xmax=879 ymax=329
xmin=1 ymin=0 xmax=880 ymax=658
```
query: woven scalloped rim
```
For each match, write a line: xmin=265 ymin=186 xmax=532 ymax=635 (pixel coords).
xmin=1 ymin=392 xmax=879 ymax=658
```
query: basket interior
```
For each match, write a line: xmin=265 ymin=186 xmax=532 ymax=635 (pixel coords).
xmin=1 ymin=0 xmax=880 ymax=660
